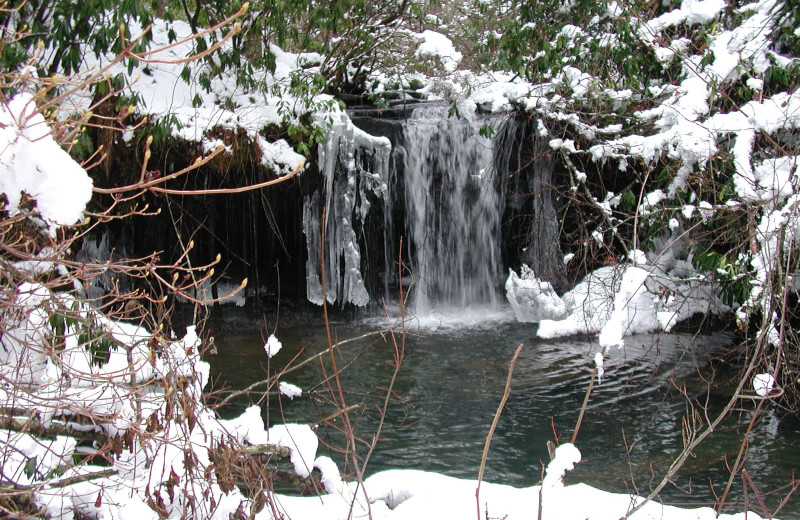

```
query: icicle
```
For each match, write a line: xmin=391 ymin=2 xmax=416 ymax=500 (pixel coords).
xmin=302 ymin=113 xmax=391 ymax=306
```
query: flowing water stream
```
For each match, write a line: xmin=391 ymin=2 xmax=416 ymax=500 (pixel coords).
xmin=207 ymin=309 xmax=800 ymax=517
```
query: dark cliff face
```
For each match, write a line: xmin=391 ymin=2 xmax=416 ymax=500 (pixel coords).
xmin=88 ymin=108 xmax=574 ymax=312
xmin=496 ymin=114 xmax=567 ymax=293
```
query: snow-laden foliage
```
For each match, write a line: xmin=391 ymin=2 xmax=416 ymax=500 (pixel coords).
xmin=442 ymin=0 xmax=800 ymax=357
xmin=0 ymin=92 xmax=288 ymax=519
xmin=0 ymin=94 xmax=93 ymax=235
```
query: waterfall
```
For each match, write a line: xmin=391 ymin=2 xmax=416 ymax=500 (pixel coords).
xmin=302 ymin=107 xmax=529 ymax=313
xmin=401 ymin=105 xmax=503 ymax=313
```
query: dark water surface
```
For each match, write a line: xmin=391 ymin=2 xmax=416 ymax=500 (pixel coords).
xmin=205 ymin=307 xmax=800 ymax=518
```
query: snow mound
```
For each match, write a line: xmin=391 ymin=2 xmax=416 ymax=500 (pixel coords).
xmin=414 ymin=30 xmax=463 ymax=72
xmin=533 ymin=264 xmax=727 ymax=346
xmin=0 ymin=94 xmax=93 ymax=235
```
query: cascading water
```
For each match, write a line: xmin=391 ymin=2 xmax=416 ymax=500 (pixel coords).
xmin=401 ymin=106 xmax=503 ymax=314
xmin=496 ymin=115 xmax=566 ymax=292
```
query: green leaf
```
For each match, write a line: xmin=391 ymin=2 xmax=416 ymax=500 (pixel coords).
xmin=24 ymin=456 xmax=38 ymax=479
xmin=479 ymin=123 xmax=495 ymax=139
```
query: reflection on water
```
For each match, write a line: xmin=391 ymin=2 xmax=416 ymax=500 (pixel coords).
xmin=206 ymin=308 xmax=799 ymax=517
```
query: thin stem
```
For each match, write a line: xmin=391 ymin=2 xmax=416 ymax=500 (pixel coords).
xmin=476 ymin=343 xmax=524 ymax=520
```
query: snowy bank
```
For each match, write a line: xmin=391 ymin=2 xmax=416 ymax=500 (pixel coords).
xmin=61 ymin=19 xmax=312 ymax=176
xmin=265 ymin=443 xmax=769 ymax=520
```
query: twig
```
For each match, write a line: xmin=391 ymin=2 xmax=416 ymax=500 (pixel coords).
xmin=476 ymin=343 xmax=524 ymax=520
xmin=571 ymin=345 xmax=605 ymax=444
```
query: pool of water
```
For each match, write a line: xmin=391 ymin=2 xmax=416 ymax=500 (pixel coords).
xmin=204 ymin=306 xmax=800 ymax=518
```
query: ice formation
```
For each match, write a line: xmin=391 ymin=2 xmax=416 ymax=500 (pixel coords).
xmin=303 ymin=113 xmax=391 ymax=306
xmin=505 ymin=265 xmax=567 ymax=322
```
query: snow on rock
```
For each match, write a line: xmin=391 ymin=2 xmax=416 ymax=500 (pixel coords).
xmin=220 ymin=405 xmax=271 ymax=445
xmin=0 ymin=94 xmax=93 ymax=235
xmin=536 ymin=264 xmax=727 ymax=342
xmin=266 ymin=423 xmax=319 ymax=478
xmin=505 ymin=265 xmax=567 ymax=323
xmin=597 ymin=266 xmax=653 ymax=348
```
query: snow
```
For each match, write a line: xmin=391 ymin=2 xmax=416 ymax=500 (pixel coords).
xmin=264 ymin=333 xmax=283 ymax=357
xmin=279 ymin=381 xmax=302 ymax=399
xmin=543 ymin=443 xmax=582 ymax=488
xmin=753 ymin=373 xmax=775 ymax=396
xmin=266 ymin=423 xmax=319 ymax=478
xmin=534 ymin=265 xmax=727 ymax=342
xmin=639 ymin=0 xmax=726 ymax=41
xmin=0 ymin=94 xmax=93 ymax=235
xmin=263 ymin=465 xmax=769 ymax=520
xmin=594 ymin=351 xmax=605 ymax=381
xmin=64 ymin=20 xmax=312 ymax=176
xmin=3 ymin=0 xmax=796 ymax=516
xmin=414 ymin=30 xmax=463 ymax=73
